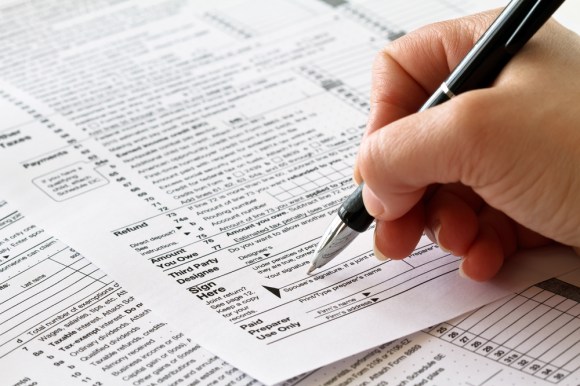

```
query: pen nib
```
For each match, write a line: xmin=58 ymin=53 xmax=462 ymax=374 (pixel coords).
xmin=306 ymin=216 xmax=359 ymax=275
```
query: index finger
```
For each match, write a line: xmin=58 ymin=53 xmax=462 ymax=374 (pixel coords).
xmin=354 ymin=12 xmax=498 ymax=183
xmin=367 ymin=11 xmax=498 ymax=135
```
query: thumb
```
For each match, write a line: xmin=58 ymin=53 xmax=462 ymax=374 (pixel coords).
xmin=357 ymin=89 xmax=508 ymax=221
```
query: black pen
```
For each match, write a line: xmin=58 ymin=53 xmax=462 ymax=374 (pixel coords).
xmin=308 ymin=0 xmax=566 ymax=274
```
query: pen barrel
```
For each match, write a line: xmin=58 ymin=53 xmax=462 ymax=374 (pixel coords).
xmin=446 ymin=0 xmax=566 ymax=94
xmin=338 ymin=184 xmax=374 ymax=232
xmin=420 ymin=90 xmax=451 ymax=111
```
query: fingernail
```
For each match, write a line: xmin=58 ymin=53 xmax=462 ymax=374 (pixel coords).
xmin=433 ymin=223 xmax=448 ymax=253
xmin=424 ymin=227 xmax=435 ymax=244
xmin=573 ymin=246 xmax=580 ymax=256
xmin=353 ymin=160 xmax=362 ymax=185
xmin=373 ymin=230 xmax=389 ymax=260
xmin=458 ymin=261 xmax=469 ymax=279
xmin=432 ymin=222 xmax=452 ymax=254
xmin=373 ymin=243 xmax=389 ymax=261
xmin=362 ymin=185 xmax=385 ymax=217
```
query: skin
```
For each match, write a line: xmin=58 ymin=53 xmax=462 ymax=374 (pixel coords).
xmin=353 ymin=11 xmax=580 ymax=281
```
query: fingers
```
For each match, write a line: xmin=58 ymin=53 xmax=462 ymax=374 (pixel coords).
xmin=358 ymin=89 xmax=505 ymax=221
xmin=459 ymin=225 xmax=504 ymax=282
xmin=366 ymin=11 xmax=498 ymax=135
xmin=373 ymin=202 xmax=425 ymax=260
xmin=467 ymin=207 xmax=550 ymax=281
xmin=359 ymin=69 xmax=556 ymax=281
xmin=455 ymin=208 xmax=551 ymax=282
xmin=423 ymin=185 xmax=481 ymax=256
xmin=354 ymin=11 xmax=498 ymax=183
xmin=359 ymin=11 xmax=580 ymax=280
xmin=373 ymin=184 xmax=555 ymax=281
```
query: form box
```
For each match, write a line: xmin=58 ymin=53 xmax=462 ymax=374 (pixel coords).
xmin=33 ymin=162 xmax=108 ymax=201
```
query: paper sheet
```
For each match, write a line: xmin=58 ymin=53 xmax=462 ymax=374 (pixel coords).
xmin=3 ymin=196 xmax=580 ymax=386
xmin=0 ymin=199 xmax=258 ymax=386
xmin=288 ymin=272 xmax=580 ymax=385
xmin=0 ymin=0 xmax=579 ymax=384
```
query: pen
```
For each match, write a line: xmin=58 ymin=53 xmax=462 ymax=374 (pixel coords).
xmin=308 ymin=0 xmax=566 ymax=274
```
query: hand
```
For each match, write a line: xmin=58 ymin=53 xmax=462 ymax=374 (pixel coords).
xmin=354 ymin=11 xmax=580 ymax=281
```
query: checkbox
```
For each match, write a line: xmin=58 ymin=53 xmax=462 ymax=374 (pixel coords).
xmin=288 ymin=187 xmax=304 ymax=196
xmin=277 ymin=192 xmax=292 ymax=201
xmin=269 ymin=186 xmax=283 ymax=194
xmin=303 ymin=182 xmax=317 ymax=190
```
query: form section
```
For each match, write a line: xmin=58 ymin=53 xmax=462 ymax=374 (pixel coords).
xmin=0 ymin=199 xmax=257 ymax=386
xmin=1 ymin=0 xmax=579 ymax=384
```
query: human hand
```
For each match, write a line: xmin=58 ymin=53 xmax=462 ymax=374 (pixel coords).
xmin=354 ymin=11 xmax=580 ymax=281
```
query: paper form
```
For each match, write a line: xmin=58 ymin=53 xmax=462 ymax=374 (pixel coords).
xmin=0 ymin=0 xmax=579 ymax=384
xmin=285 ymin=274 xmax=580 ymax=386
xmin=3 ymin=194 xmax=579 ymax=386
xmin=0 ymin=199 xmax=258 ymax=386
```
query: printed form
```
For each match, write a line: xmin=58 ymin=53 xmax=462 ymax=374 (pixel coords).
xmin=2 ymin=197 xmax=580 ymax=386
xmin=0 ymin=0 xmax=578 ymax=384
xmin=0 ymin=199 xmax=260 ymax=386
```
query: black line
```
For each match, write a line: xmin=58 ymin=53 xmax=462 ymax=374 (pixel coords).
xmin=180 ymin=238 xmax=318 ymax=289
xmin=0 ymin=272 xmax=105 ymax=333
xmin=0 ymin=214 xmax=24 ymax=234
xmin=266 ymin=269 xmax=457 ymax=344
xmin=313 ymin=261 xmax=459 ymax=319
xmin=0 ymin=253 xmax=80 ymax=308
xmin=0 ymin=237 xmax=55 ymax=268
xmin=479 ymin=370 xmax=503 ymax=386
xmin=49 ymin=257 xmax=106 ymax=285
xmin=306 ymin=251 xmax=450 ymax=313
xmin=109 ymin=101 xmax=359 ymax=232
xmin=0 ymin=281 xmax=116 ymax=356
xmin=488 ymin=295 xmax=556 ymax=345
xmin=232 ymin=250 xmax=451 ymax=325
xmin=0 ymin=211 xmax=19 ymax=223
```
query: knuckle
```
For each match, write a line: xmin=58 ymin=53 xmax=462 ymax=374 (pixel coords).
xmin=358 ymin=130 xmax=393 ymax=184
xmin=443 ymin=93 xmax=497 ymax=186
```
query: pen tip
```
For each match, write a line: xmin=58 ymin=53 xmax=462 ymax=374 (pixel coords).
xmin=307 ymin=265 xmax=316 ymax=275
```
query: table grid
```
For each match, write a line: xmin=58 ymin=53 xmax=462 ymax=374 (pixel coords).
xmin=425 ymin=278 xmax=580 ymax=383
xmin=297 ymin=64 xmax=371 ymax=113
xmin=0 ymin=210 xmax=112 ymax=358
xmin=268 ymin=160 xmax=351 ymax=201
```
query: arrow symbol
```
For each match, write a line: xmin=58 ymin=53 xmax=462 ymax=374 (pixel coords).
xmin=363 ymin=292 xmax=371 ymax=297
xmin=176 ymin=226 xmax=182 ymax=230
xmin=264 ymin=253 xmax=270 ymax=257
xmin=184 ymin=232 xmax=190 ymax=236
xmin=3 ymin=255 xmax=8 ymax=259
xmin=263 ymin=286 xmax=281 ymax=298
xmin=371 ymin=298 xmax=379 ymax=302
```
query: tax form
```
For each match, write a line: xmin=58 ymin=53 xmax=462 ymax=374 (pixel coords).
xmin=0 ymin=199 xmax=257 ymax=386
xmin=291 ymin=272 xmax=580 ymax=386
xmin=2 ymin=196 xmax=580 ymax=386
xmin=0 ymin=0 xmax=578 ymax=384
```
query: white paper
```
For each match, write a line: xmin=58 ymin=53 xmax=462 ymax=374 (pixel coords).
xmin=1 ymin=0 xmax=579 ymax=384
xmin=290 ymin=271 xmax=580 ymax=386
xmin=0 ymin=199 xmax=258 ymax=386
xmin=2 ymin=196 xmax=579 ymax=386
